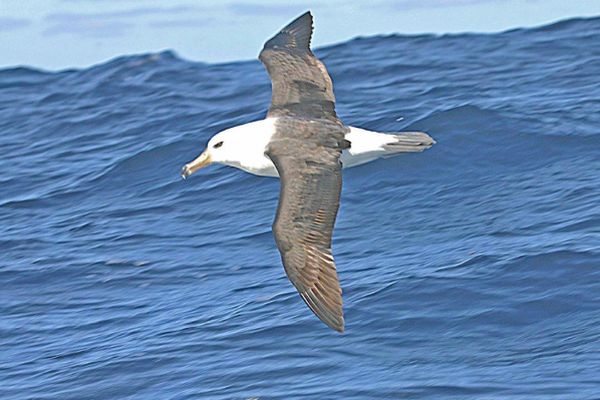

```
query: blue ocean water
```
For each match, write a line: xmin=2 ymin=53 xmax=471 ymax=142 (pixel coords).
xmin=2 ymin=16 xmax=600 ymax=399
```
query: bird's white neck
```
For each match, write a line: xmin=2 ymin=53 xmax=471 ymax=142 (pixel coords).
xmin=213 ymin=118 xmax=279 ymax=177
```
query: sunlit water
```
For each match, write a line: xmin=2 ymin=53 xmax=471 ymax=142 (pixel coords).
xmin=2 ymin=17 xmax=599 ymax=399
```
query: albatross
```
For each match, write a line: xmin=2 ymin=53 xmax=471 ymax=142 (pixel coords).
xmin=181 ymin=11 xmax=434 ymax=332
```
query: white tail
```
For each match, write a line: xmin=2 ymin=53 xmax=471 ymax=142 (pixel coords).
xmin=341 ymin=126 xmax=435 ymax=168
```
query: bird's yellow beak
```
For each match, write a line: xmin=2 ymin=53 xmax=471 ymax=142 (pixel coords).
xmin=181 ymin=150 xmax=212 ymax=179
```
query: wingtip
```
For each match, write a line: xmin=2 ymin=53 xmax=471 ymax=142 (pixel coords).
xmin=299 ymin=288 xmax=345 ymax=334
xmin=289 ymin=10 xmax=313 ymax=32
xmin=296 ymin=10 xmax=312 ymax=21
xmin=261 ymin=10 xmax=314 ymax=53
xmin=323 ymin=313 xmax=344 ymax=333
xmin=333 ymin=321 xmax=345 ymax=333
xmin=322 ymin=316 xmax=345 ymax=333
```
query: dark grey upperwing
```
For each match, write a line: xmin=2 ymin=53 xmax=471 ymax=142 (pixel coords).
xmin=266 ymin=119 xmax=348 ymax=332
xmin=259 ymin=11 xmax=337 ymax=120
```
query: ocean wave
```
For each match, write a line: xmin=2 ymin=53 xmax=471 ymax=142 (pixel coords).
xmin=2 ymin=16 xmax=600 ymax=400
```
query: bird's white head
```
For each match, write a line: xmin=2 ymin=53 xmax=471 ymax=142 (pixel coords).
xmin=181 ymin=119 xmax=276 ymax=179
xmin=181 ymin=130 xmax=232 ymax=179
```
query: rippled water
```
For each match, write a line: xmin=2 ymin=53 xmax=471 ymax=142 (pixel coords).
xmin=2 ymin=17 xmax=600 ymax=399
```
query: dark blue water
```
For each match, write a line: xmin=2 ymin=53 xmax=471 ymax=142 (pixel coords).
xmin=2 ymin=17 xmax=600 ymax=399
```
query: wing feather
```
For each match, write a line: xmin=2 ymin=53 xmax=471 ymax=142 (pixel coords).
xmin=259 ymin=11 xmax=337 ymax=120
xmin=266 ymin=118 xmax=347 ymax=332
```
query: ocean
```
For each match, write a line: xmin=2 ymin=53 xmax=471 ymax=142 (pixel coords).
xmin=1 ymin=16 xmax=599 ymax=399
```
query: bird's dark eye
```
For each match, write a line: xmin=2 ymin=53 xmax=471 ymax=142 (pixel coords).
xmin=213 ymin=141 xmax=223 ymax=149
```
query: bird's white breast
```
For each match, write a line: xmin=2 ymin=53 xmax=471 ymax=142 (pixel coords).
xmin=220 ymin=118 xmax=279 ymax=177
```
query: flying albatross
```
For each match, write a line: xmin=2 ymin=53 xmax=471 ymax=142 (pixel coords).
xmin=181 ymin=11 xmax=435 ymax=332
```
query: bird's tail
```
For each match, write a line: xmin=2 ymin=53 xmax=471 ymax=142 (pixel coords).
xmin=382 ymin=131 xmax=435 ymax=154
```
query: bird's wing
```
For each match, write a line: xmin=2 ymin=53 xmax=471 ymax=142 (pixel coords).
xmin=266 ymin=119 xmax=347 ymax=332
xmin=259 ymin=11 xmax=337 ymax=120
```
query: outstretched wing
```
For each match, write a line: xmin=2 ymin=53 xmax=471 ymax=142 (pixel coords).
xmin=266 ymin=119 xmax=347 ymax=332
xmin=259 ymin=11 xmax=337 ymax=120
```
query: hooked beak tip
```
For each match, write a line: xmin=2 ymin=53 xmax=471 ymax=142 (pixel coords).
xmin=180 ymin=150 xmax=211 ymax=180
xmin=180 ymin=166 xmax=190 ymax=180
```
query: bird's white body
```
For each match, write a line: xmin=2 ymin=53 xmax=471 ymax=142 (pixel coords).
xmin=205 ymin=118 xmax=428 ymax=177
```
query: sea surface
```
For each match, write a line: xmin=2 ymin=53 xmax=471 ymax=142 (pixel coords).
xmin=2 ymin=16 xmax=600 ymax=400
